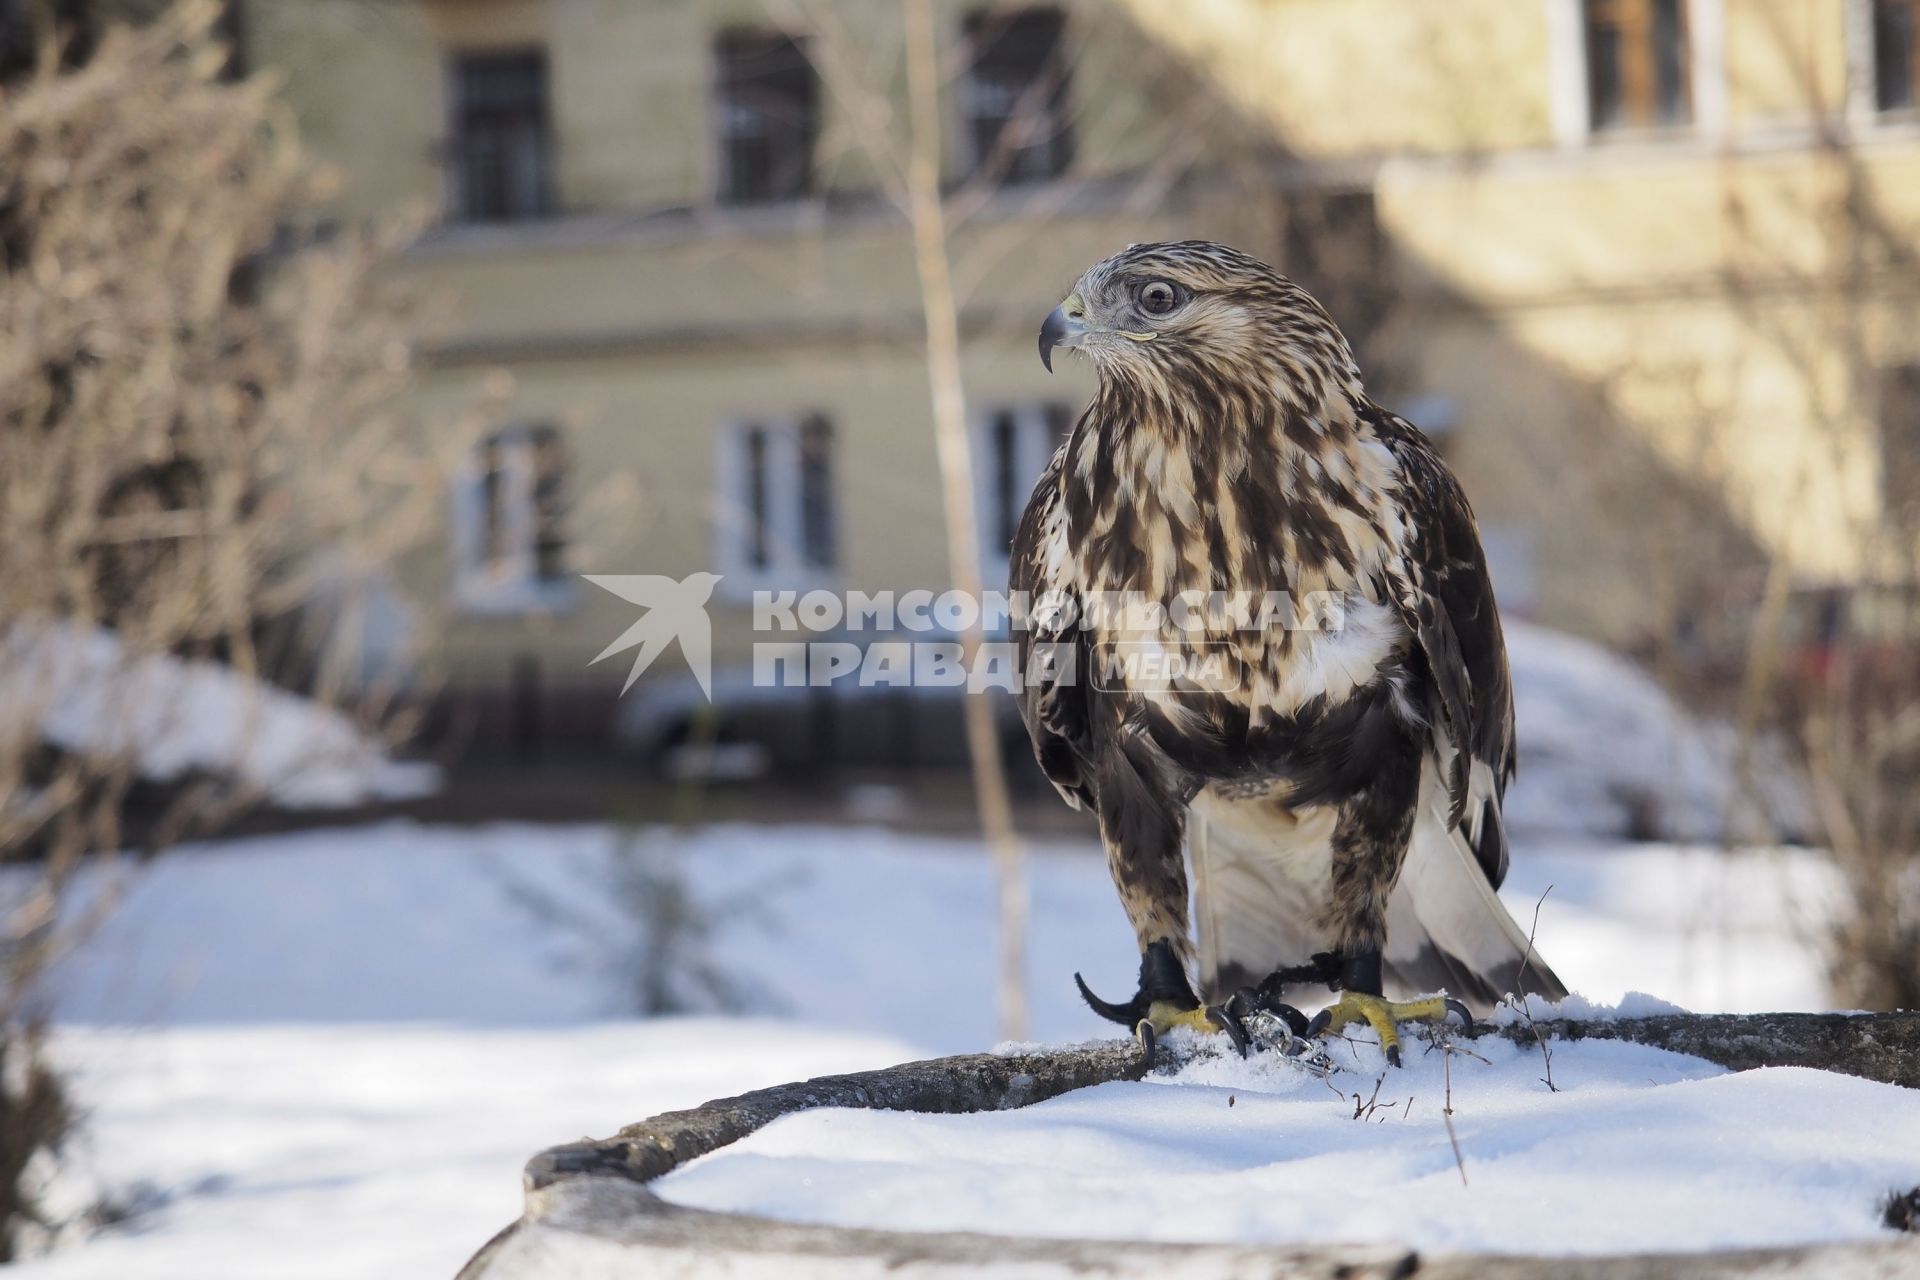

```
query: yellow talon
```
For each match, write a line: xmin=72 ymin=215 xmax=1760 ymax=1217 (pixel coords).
xmin=1146 ymin=1001 xmax=1225 ymax=1035
xmin=1132 ymin=1000 xmax=1238 ymax=1063
xmin=1311 ymin=992 xmax=1459 ymax=1066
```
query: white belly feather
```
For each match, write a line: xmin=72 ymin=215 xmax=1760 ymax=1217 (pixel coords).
xmin=1263 ymin=596 xmax=1405 ymax=716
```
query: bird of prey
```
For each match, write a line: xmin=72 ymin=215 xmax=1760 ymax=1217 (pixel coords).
xmin=1018 ymin=240 xmax=1567 ymax=1064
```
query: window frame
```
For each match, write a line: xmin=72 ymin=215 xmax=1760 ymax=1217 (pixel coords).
xmin=1870 ymin=0 xmax=1920 ymax=117
xmin=713 ymin=28 xmax=820 ymax=207
xmin=714 ymin=413 xmax=841 ymax=598
xmin=444 ymin=47 xmax=554 ymax=225
xmin=453 ymin=422 xmax=575 ymax=616
xmin=1549 ymin=0 xmax=1722 ymax=144
xmin=960 ymin=8 xmax=1074 ymax=187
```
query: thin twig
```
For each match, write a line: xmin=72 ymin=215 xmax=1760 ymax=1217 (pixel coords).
xmin=1441 ymin=1039 xmax=1468 ymax=1187
xmin=1348 ymin=1073 xmax=1398 ymax=1121
xmin=1512 ymin=884 xmax=1559 ymax=1092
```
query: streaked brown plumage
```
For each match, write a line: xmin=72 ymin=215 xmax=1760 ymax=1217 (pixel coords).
xmin=1017 ymin=241 xmax=1565 ymax=1048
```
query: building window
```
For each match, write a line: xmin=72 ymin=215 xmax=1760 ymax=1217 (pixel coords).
xmin=1583 ymin=0 xmax=1691 ymax=131
xmin=963 ymin=9 xmax=1072 ymax=185
xmin=455 ymin=424 xmax=571 ymax=613
xmin=1875 ymin=1 xmax=1919 ymax=112
xmin=974 ymin=403 xmax=1070 ymax=569
xmin=1881 ymin=364 xmax=1920 ymax=517
xmin=715 ymin=31 xmax=817 ymax=204
xmin=795 ymin=413 xmax=836 ymax=569
xmin=719 ymin=414 xmax=838 ymax=586
xmin=447 ymin=50 xmax=552 ymax=223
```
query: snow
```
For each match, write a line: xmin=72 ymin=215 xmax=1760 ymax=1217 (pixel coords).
xmin=1503 ymin=621 xmax=1802 ymax=842
xmin=6 ymin=819 xmax=1865 ymax=1277
xmin=1505 ymin=839 xmax=1840 ymax=1015
xmin=1 ymin=623 xmax=435 ymax=809
xmin=34 ymin=823 xmax=1838 ymax=1037
xmin=34 ymin=823 xmax=1138 ymax=1045
xmin=658 ymin=1035 xmax=1919 ymax=1256
xmin=21 ymin=1021 xmax=915 ymax=1280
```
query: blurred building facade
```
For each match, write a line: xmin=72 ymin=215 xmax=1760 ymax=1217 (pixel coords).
xmin=242 ymin=0 xmax=1920 ymax=759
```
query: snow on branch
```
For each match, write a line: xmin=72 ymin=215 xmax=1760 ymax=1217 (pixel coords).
xmin=1473 ymin=1010 xmax=1920 ymax=1089
xmin=461 ymin=1013 xmax=1920 ymax=1279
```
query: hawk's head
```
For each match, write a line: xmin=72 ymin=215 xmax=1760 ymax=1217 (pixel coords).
xmin=1039 ymin=241 xmax=1360 ymax=407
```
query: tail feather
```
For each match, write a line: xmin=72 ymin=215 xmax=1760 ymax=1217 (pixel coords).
xmin=1188 ymin=792 xmax=1333 ymax=1003
xmin=1383 ymin=806 xmax=1569 ymax=1015
xmin=1188 ymin=785 xmax=1568 ymax=1018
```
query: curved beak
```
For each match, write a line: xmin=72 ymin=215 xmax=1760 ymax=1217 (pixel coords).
xmin=1038 ymin=297 xmax=1087 ymax=373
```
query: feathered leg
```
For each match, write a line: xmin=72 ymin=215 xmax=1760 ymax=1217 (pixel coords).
xmin=1072 ymin=741 xmax=1238 ymax=1059
xmin=1306 ymin=753 xmax=1468 ymax=1065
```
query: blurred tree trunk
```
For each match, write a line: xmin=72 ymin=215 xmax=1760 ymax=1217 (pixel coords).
xmin=900 ymin=0 xmax=1026 ymax=1042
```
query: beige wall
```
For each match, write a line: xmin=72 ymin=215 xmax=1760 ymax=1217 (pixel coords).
xmin=245 ymin=0 xmax=1920 ymax=688
xmin=1113 ymin=0 xmax=1559 ymax=156
xmin=1381 ymin=139 xmax=1920 ymax=581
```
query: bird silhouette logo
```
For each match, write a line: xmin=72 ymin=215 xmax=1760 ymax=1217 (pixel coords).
xmin=583 ymin=572 xmax=722 ymax=698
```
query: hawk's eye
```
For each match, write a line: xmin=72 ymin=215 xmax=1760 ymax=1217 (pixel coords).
xmin=1137 ymin=280 xmax=1182 ymax=316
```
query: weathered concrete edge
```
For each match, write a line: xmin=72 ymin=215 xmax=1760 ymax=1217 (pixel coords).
xmin=456 ymin=1014 xmax=1920 ymax=1279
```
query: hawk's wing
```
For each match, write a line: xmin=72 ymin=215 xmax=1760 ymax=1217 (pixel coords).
xmin=1009 ymin=435 xmax=1093 ymax=811
xmin=1371 ymin=406 xmax=1516 ymax=888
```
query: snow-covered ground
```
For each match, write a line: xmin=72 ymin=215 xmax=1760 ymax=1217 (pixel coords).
xmin=36 ymin=823 xmax=1841 ymax=1038
xmin=10 ymin=819 xmax=1854 ymax=1278
xmin=2 ymin=623 xmax=436 ymax=809
xmin=661 ymin=1035 xmax=1918 ymax=1257
xmin=22 ymin=1021 xmax=912 ymax=1280
xmin=1503 ymin=621 xmax=1803 ymax=842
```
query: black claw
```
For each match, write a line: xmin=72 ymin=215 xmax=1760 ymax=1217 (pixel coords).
xmin=1386 ymin=1043 xmax=1403 ymax=1069
xmin=1075 ymin=972 xmax=1145 ymax=1028
xmin=1078 ymin=940 xmax=1204 ymax=1031
xmin=1209 ymin=1002 xmax=1250 ymax=1058
xmin=1135 ymin=1019 xmax=1157 ymax=1065
xmin=1305 ymin=1007 xmax=1332 ymax=1039
xmin=1444 ymin=998 xmax=1473 ymax=1027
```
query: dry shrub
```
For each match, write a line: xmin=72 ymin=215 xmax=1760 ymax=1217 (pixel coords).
xmin=0 ymin=1 xmax=476 ymax=1250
